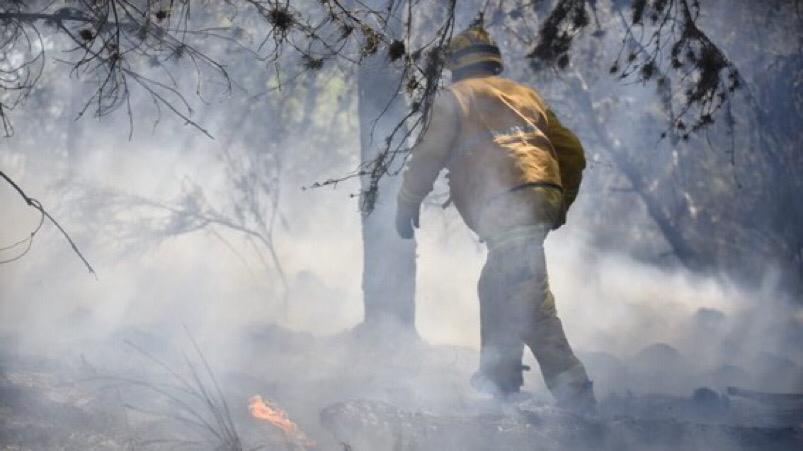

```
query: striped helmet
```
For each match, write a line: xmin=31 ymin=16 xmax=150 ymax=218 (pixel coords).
xmin=446 ymin=24 xmax=503 ymax=79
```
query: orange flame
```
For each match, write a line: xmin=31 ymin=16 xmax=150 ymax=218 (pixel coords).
xmin=248 ymin=395 xmax=315 ymax=448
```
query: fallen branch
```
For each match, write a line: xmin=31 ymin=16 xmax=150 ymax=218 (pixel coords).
xmin=727 ymin=386 xmax=803 ymax=404
xmin=0 ymin=170 xmax=96 ymax=276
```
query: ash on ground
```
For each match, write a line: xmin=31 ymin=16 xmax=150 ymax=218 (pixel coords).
xmin=1 ymin=325 xmax=801 ymax=450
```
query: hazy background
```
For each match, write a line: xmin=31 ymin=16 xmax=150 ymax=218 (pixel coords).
xmin=2 ymin=120 xmax=800 ymax=397
xmin=0 ymin=1 xmax=801 ymax=448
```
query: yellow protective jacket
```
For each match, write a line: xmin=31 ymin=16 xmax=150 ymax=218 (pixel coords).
xmin=398 ymin=75 xmax=586 ymax=239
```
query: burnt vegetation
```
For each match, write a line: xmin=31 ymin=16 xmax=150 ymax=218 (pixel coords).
xmin=0 ymin=1 xmax=742 ymax=209
xmin=0 ymin=1 xmax=800 ymax=296
xmin=1 ymin=3 xmax=802 ymax=450
xmin=530 ymin=0 xmax=741 ymax=139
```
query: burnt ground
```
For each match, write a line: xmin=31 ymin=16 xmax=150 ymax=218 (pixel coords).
xmin=0 ymin=326 xmax=801 ymax=450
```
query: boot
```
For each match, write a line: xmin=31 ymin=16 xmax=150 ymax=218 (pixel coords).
xmin=555 ymin=380 xmax=597 ymax=414
xmin=470 ymin=370 xmax=522 ymax=398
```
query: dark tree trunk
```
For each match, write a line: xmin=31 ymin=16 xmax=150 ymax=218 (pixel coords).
xmin=356 ymin=1 xmax=417 ymax=333
xmin=569 ymin=74 xmax=702 ymax=269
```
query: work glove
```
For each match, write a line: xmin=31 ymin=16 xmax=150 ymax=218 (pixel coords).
xmin=395 ymin=202 xmax=420 ymax=239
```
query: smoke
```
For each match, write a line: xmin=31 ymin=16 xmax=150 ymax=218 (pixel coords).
xmin=2 ymin=114 xmax=801 ymax=451
xmin=1 ymin=2 xmax=802 ymax=447
xmin=4 ymin=132 xmax=800 ymax=400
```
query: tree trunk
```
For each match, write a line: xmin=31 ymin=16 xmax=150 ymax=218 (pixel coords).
xmin=356 ymin=1 xmax=417 ymax=334
xmin=569 ymin=74 xmax=701 ymax=269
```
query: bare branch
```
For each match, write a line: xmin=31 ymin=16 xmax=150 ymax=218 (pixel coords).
xmin=0 ymin=170 xmax=96 ymax=276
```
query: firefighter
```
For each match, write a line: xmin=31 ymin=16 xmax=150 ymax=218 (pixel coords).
xmin=395 ymin=23 xmax=596 ymax=409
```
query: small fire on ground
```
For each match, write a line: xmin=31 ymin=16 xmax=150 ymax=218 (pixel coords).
xmin=248 ymin=395 xmax=316 ymax=448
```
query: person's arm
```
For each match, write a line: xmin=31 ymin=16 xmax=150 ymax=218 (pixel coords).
xmin=545 ymin=108 xmax=586 ymax=210
xmin=395 ymin=92 xmax=459 ymax=238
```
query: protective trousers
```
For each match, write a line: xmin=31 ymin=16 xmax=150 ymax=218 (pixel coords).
xmin=477 ymin=226 xmax=590 ymax=398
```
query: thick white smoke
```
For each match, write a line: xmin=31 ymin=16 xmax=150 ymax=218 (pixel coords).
xmin=3 ymin=138 xmax=799 ymax=400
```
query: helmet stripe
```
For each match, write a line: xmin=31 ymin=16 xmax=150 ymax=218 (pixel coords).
xmin=450 ymin=43 xmax=501 ymax=61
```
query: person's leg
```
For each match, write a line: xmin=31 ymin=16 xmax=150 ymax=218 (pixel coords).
xmin=473 ymin=249 xmax=526 ymax=395
xmin=513 ymin=239 xmax=596 ymax=408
